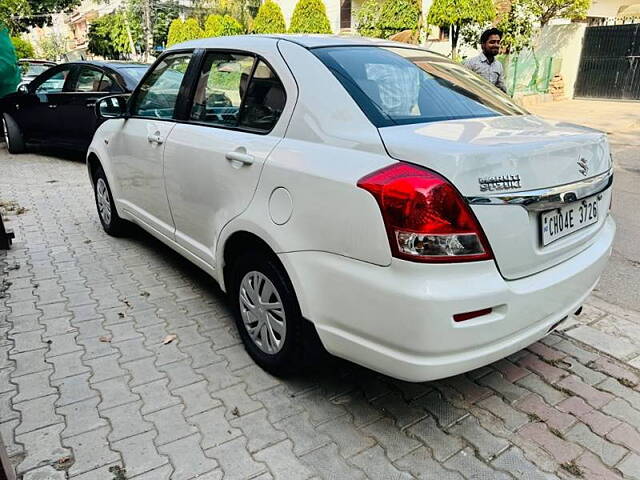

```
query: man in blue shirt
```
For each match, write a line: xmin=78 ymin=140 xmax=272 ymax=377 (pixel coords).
xmin=464 ymin=28 xmax=507 ymax=93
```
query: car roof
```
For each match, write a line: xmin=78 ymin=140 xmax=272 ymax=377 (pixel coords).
xmin=19 ymin=58 xmax=56 ymax=64
xmin=168 ymin=34 xmax=431 ymax=52
xmin=68 ymin=60 xmax=149 ymax=70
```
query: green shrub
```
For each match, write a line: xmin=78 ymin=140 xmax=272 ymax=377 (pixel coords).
xmin=181 ymin=17 xmax=205 ymax=42
xmin=356 ymin=0 xmax=382 ymax=38
xmin=252 ymin=0 xmax=286 ymax=34
xmin=204 ymin=14 xmax=244 ymax=37
xmin=11 ymin=36 xmax=34 ymax=59
xmin=377 ymin=0 xmax=421 ymax=38
xmin=288 ymin=0 xmax=331 ymax=34
xmin=166 ymin=18 xmax=183 ymax=46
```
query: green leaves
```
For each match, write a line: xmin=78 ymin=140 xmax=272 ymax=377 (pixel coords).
xmin=356 ymin=0 xmax=382 ymax=37
xmin=427 ymin=0 xmax=496 ymax=26
xmin=87 ymin=12 xmax=138 ymax=59
xmin=378 ymin=0 xmax=421 ymax=38
xmin=251 ymin=0 xmax=286 ymax=34
xmin=167 ymin=18 xmax=184 ymax=47
xmin=289 ymin=0 xmax=332 ymax=34
xmin=11 ymin=35 xmax=34 ymax=58
xmin=204 ymin=14 xmax=244 ymax=37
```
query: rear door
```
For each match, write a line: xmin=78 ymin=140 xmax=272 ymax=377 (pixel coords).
xmin=163 ymin=50 xmax=290 ymax=266
xmin=64 ymin=66 xmax=123 ymax=149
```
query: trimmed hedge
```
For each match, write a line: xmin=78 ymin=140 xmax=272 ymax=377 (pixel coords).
xmin=167 ymin=18 xmax=184 ymax=46
xmin=288 ymin=0 xmax=331 ymax=34
xmin=204 ymin=14 xmax=244 ymax=37
xmin=181 ymin=18 xmax=205 ymax=42
xmin=11 ymin=36 xmax=34 ymax=59
xmin=252 ymin=0 xmax=286 ymax=34
xmin=377 ymin=0 xmax=421 ymax=38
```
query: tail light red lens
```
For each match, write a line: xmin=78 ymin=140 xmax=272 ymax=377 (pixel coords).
xmin=358 ymin=162 xmax=493 ymax=263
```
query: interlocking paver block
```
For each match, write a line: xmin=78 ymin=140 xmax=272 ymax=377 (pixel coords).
xmin=22 ymin=465 xmax=66 ymax=479
xmin=189 ymin=406 xmax=242 ymax=449
xmin=616 ymin=452 xmax=640 ymax=480
xmin=516 ymin=374 xmax=567 ymax=406
xmin=598 ymin=377 xmax=640 ymax=411
xmin=444 ymin=447 xmax=512 ymax=480
xmin=295 ymin=388 xmax=347 ymax=426
xmin=590 ymin=356 xmax=639 ymax=386
xmin=123 ymin=356 xmax=165 ymax=387
xmin=351 ymin=445 xmax=413 ymax=479
xmin=133 ymin=378 xmax=181 ymax=415
xmin=406 ymin=416 xmax=464 ymax=462
xmin=158 ymin=359 xmax=205 ymax=390
xmin=514 ymin=394 xmax=576 ymax=432
xmin=59 ymin=396 xmax=107 ymax=438
xmin=12 ymin=369 xmax=55 ymax=403
xmin=85 ymin=354 xmax=126 ymax=384
xmin=602 ymin=398 xmax=640 ymax=430
xmin=158 ymin=433 xmax=219 ymax=479
xmin=217 ymin=344 xmax=254 ymax=371
xmin=180 ymin=342 xmax=223 ymax=369
xmin=229 ymin=408 xmax=287 ymax=453
xmin=112 ymin=430 xmax=169 ymax=477
xmin=491 ymin=447 xmax=557 ymax=480
xmin=0 ymin=418 xmax=23 ymax=457
xmin=556 ymin=375 xmax=614 ymax=409
xmin=518 ymin=423 xmax=582 ymax=464
xmin=449 ymin=416 xmax=510 ymax=460
xmin=234 ymin=365 xmax=280 ymax=395
xmin=64 ymin=426 xmax=120 ymax=476
xmin=8 ymin=314 xmax=41 ymax=334
xmin=518 ymin=354 xmax=567 ymax=384
xmin=478 ymin=395 xmax=530 ymax=431
xmin=206 ymin=436 xmax=267 ymax=480
xmin=210 ymin=383 xmax=263 ymax=419
xmin=113 ymin=337 xmax=154 ymax=364
xmin=315 ymin=415 xmax=376 ymax=458
xmin=414 ymin=390 xmax=468 ymax=428
xmin=301 ymin=442 xmax=366 ymax=479
xmin=14 ymin=394 xmax=62 ymax=435
xmin=52 ymin=372 xmax=95 ymax=407
xmin=606 ymin=423 xmax=640 ymax=454
xmin=254 ymin=439 xmax=315 ymax=480
xmin=372 ymin=392 xmax=427 ymax=429
xmin=395 ymin=446 xmax=465 ymax=479
xmin=11 ymin=348 xmax=49 ymax=377
xmin=252 ymin=385 xmax=304 ymax=424
xmin=102 ymin=400 xmax=154 ymax=441
xmin=49 ymin=351 xmax=90 ymax=381
xmin=173 ymin=380 xmax=221 ymax=417
xmin=273 ymin=411 xmax=332 ymax=456
xmin=94 ymin=375 xmax=138 ymax=410
xmin=362 ymin=417 xmax=421 ymax=461
xmin=575 ymin=451 xmax=623 ymax=480
xmin=565 ymin=422 xmax=627 ymax=466
xmin=145 ymin=404 xmax=197 ymax=446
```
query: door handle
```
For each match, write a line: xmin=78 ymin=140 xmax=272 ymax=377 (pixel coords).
xmin=225 ymin=151 xmax=254 ymax=165
xmin=147 ymin=133 xmax=164 ymax=144
xmin=48 ymin=104 xmax=57 ymax=109
xmin=86 ymin=102 xmax=96 ymax=108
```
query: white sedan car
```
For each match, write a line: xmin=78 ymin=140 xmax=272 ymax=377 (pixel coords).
xmin=88 ymin=35 xmax=615 ymax=382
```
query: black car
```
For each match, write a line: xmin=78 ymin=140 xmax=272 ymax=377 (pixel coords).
xmin=18 ymin=59 xmax=57 ymax=88
xmin=1 ymin=61 xmax=149 ymax=154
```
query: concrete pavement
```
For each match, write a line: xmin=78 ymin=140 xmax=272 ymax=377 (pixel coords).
xmin=2 ymin=112 xmax=640 ymax=479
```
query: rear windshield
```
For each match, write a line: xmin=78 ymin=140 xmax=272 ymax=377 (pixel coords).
xmin=313 ymin=46 xmax=526 ymax=127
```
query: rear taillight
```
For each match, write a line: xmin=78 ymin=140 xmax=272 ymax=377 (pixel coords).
xmin=358 ymin=162 xmax=493 ymax=263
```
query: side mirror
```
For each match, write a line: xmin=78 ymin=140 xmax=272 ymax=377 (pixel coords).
xmin=96 ymin=94 xmax=129 ymax=120
xmin=17 ymin=84 xmax=29 ymax=94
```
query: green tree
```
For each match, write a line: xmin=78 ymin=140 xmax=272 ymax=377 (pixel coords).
xmin=35 ymin=30 xmax=67 ymax=60
xmin=524 ymin=0 xmax=590 ymax=27
xmin=193 ymin=0 xmax=261 ymax=29
xmin=251 ymin=0 xmax=286 ymax=34
xmin=288 ymin=0 xmax=331 ymax=34
xmin=427 ymin=0 xmax=496 ymax=58
xmin=181 ymin=17 xmax=205 ymax=41
xmin=24 ymin=0 xmax=79 ymax=28
xmin=204 ymin=14 xmax=244 ymax=37
xmin=378 ymin=0 xmax=421 ymax=38
xmin=11 ymin=35 xmax=34 ymax=58
xmin=88 ymin=12 xmax=138 ymax=59
xmin=166 ymin=18 xmax=184 ymax=46
xmin=0 ymin=0 xmax=31 ymax=33
xmin=355 ymin=0 xmax=382 ymax=37
xmin=497 ymin=0 xmax=535 ymax=53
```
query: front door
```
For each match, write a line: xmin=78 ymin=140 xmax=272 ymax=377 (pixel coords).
xmin=109 ymin=51 xmax=194 ymax=238
xmin=14 ymin=65 xmax=73 ymax=143
xmin=164 ymin=52 xmax=289 ymax=266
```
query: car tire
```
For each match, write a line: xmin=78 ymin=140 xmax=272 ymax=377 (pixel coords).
xmin=2 ymin=114 xmax=25 ymax=154
xmin=229 ymin=250 xmax=324 ymax=377
xmin=93 ymin=166 xmax=128 ymax=236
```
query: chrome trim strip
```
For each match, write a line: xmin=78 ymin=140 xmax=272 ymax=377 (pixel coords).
xmin=466 ymin=169 xmax=613 ymax=211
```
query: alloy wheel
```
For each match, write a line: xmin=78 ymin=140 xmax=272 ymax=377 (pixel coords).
xmin=239 ymin=271 xmax=287 ymax=354
xmin=96 ymin=178 xmax=112 ymax=226
xmin=2 ymin=118 xmax=9 ymax=149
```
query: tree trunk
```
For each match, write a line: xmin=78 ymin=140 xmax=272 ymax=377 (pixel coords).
xmin=142 ymin=0 xmax=153 ymax=61
xmin=451 ymin=23 xmax=460 ymax=60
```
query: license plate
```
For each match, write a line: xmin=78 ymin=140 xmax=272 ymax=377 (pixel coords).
xmin=541 ymin=195 xmax=600 ymax=246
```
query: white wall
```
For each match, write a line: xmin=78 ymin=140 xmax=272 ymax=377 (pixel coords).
xmin=534 ymin=23 xmax=587 ymax=98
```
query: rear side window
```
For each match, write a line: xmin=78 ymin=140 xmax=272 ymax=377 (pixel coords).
xmin=189 ymin=52 xmax=286 ymax=133
xmin=132 ymin=52 xmax=192 ymax=119
xmin=34 ymin=68 xmax=71 ymax=94
xmin=313 ymin=46 xmax=526 ymax=127
xmin=74 ymin=68 xmax=114 ymax=92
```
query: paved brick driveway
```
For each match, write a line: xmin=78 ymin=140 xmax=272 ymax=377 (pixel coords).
xmin=1 ymin=147 xmax=640 ymax=480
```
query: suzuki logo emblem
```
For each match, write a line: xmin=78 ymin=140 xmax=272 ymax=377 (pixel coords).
xmin=577 ymin=157 xmax=589 ymax=177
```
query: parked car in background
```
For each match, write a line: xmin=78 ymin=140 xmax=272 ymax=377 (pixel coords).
xmin=88 ymin=36 xmax=615 ymax=382
xmin=18 ymin=59 xmax=57 ymax=88
xmin=1 ymin=61 xmax=149 ymax=154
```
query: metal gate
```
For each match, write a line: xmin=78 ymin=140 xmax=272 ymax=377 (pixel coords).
xmin=574 ymin=24 xmax=640 ymax=100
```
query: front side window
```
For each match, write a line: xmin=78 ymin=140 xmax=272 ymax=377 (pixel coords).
xmin=34 ymin=68 xmax=71 ymax=94
xmin=75 ymin=68 xmax=114 ymax=92
xmin=314 ymin=46 xmax=526 ymax=127
xmin=132 ymin=52 xmax=192 ymax=119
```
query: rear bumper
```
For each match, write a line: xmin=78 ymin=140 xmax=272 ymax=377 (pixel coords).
xmin=280 ymin=215 xmax=615 ymax=382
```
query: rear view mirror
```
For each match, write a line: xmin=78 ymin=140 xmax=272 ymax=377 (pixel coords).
xmin=17 ymin=84 xmax=28 ymax=94
xmin=96 ymin=94 xmax=129 ymax=120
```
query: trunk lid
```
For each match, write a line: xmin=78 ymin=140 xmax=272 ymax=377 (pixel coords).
xmin=378 ymin=115 xmax=613 ymax=279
